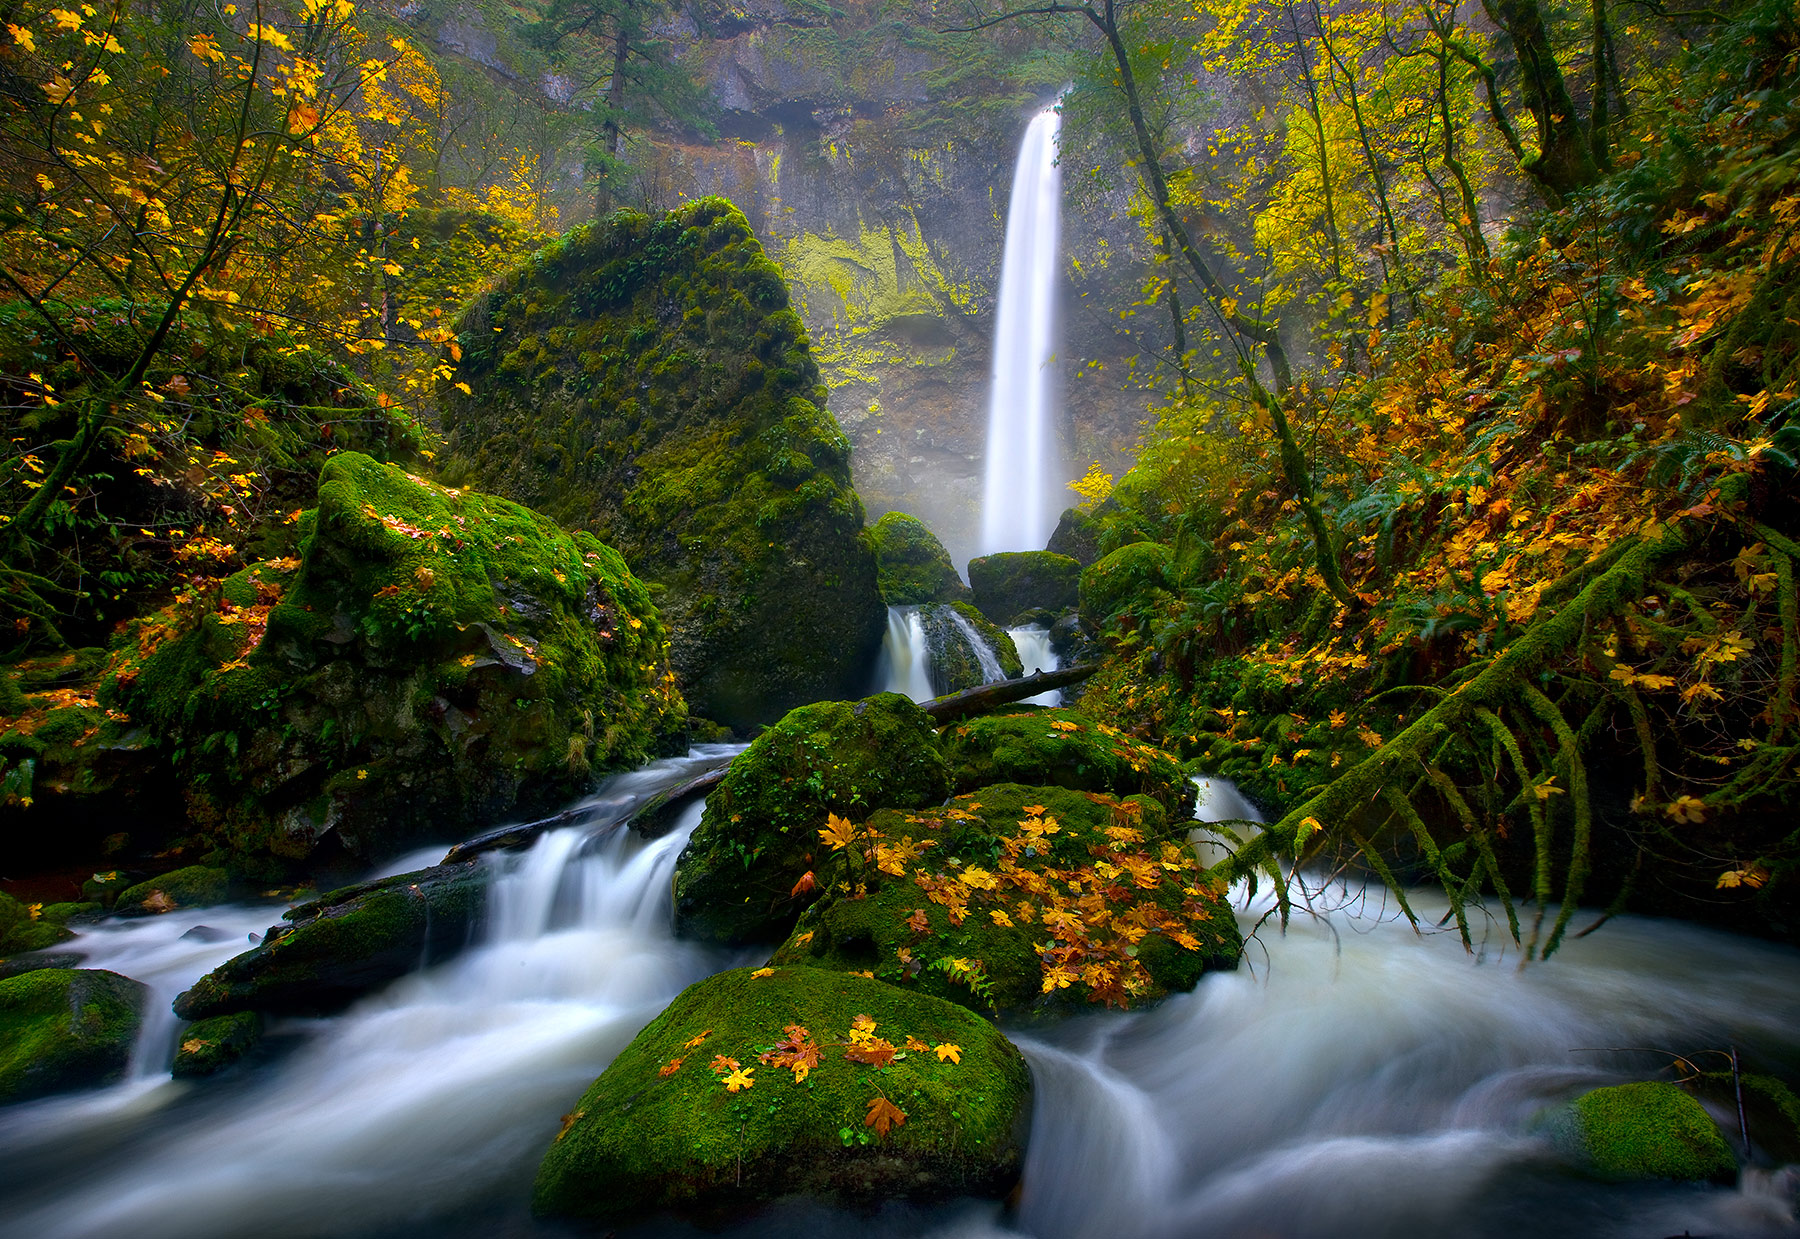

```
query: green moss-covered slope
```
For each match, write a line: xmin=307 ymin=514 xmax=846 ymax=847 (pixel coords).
xmin=439 ymin=197 xmax=885 ymax=728
xmin=1569 ymin=1081 xmax=1737 ymax=1181
xmin=674 ymin=693 xmax=949 ymax=944
xmin=940 ymin=708 xmax=1194 ymax=817
xmin=0 ymin=967 xmax=145 ymax=1104
xmin=532 ymin=965 xmax=1031 ymax=1225
xmin=870 ymin=512 xmax=970 ymax=605
xmin=106 ymin=452 xmax=684 ymax=868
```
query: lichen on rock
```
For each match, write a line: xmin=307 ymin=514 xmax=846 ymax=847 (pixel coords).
xmin=438 ymin=197 xmax=885 ymax=729
xmin=532 ymin=965 xmax=1031 ymax=1226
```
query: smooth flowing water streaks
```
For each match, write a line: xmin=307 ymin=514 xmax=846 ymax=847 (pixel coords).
xmin=875 ymin=605 xmax=935 ymax=702
xmin=945 ymin=607 xmax=1008 ymax=684
xmin=1005 ymin=623 xmax=1060 ymax=705
xmin=980 ymin=106 xmax=1063 ymax=558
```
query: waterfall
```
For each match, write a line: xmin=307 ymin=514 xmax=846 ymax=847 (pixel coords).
xmin=873 ymin=605 xmax=934 ymax=702
xmin=980 ymin=105 xmax=1064 ymax=558
xmin=1006 ymin=622 xmax=1061 ymax=706
xmin=945 ymin=607 xmax=1007 ymax=684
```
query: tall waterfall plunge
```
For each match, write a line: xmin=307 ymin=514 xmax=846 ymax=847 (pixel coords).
xmin=980 ymin=106 xmax=1064 ymax=557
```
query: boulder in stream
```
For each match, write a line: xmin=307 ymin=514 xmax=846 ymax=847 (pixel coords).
xmin=939 ymin=707 xmax=1194 ymax=817
xmin=173 ymin=861 xmax=486 ymax=1020
xmin=771 ymin=782 xmax=1240 ymax=1018
xmin=1564 ymin=1081 xmax=1737 ymax=1181
xmin=917 ymin=602 xmax=1021 ymax=696
xmin=966 ymin=551 xmax=1080 ymax=626
xmin=532 ymin=965 xmax=1031 ymax=1226
xmin=113 ymin=865 xmax=230 ymax=916
xmin=0 ymin=967 xmax=146 ymax=1104
xmin=673 ymin=694 xmax=949 ymax=944
xmin=869 ymin=512 xmax=971 ymax=605
xmin=172 ymin=1011 xmax=264 ymax=1079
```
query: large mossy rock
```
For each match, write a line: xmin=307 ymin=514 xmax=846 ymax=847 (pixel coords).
xmin=870 ymin=512 xmax=970 ymax=605
xmin=967 ymin=551 xmax=1081 ymax=626
xmin=173 ymin=861 xmax=486 ymax=1020
xmin=114 ymin=865 xmax=230 ymax=916
xmin=1567 ymin=1081 xmax=1737 ymax=1181
xmin=939 ymin=708 xmax=1194 ymax=817
xmin=438 ymin=197 xmax=885 ymax=729
xmin=1046 ymin=507 xmax=1103 ymax=567
xmin=0 ymin=967 xmax=145 ymax=1104
xmin=0 ymin=889 xmax=74 ymax=957
xmin=172 ymin=1010 xmax=264 ymax=1079
xmin=108 ymin=452 xmax=684 ymax=868
xmin=673 ymin=694 xmax=950 ymax=944
xmin=533 ymin=966 xmax=1031 ymax=1226
xmin=772 ymin=783 xmax=1240 ymax=1017
xmin=1080 ymin=542 xmax=1171 ymax=624
xmin=918 ymin=602 xmax=1022 ymax=696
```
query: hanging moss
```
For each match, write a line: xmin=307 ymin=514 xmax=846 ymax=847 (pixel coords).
xmin=532 ymin=966 xmax=1031 ymax=1226
xmin=439 ymin=197 xmax=884 ymax=729
xmin=869 ymin=512 xmax=970 ymax=605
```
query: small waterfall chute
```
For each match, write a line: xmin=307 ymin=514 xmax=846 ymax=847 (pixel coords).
xmin=1006 ymin=622 xmax=1062 ymax=705
xmin=873 ymin=605 xmax=935 ymax=703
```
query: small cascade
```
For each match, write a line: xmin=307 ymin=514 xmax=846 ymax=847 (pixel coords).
xmin=1006 ymin=622 xmax=1062 ymax=705
xmin=980 ymin=104 xmax=1064 ymax=557
xmin=944 ymin=607 xmax=1008 ymax=685
xmin=1190 ymin=774 xmax=1265 ymax=868
xmin=872 ymin=605 xmax=934 ymax=702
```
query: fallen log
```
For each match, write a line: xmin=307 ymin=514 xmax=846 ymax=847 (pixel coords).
xmin=919 ymin=662 xmax=1100 ymax=725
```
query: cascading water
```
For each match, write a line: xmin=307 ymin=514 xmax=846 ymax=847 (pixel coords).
xmin=980 ymin=105 xmax=1063 ymax=558
xmin=1006 ymin=623 xmax=1061 ymax=705
xmin=945 ymin=607 xmax=1008 ymax=684
xmin=874 ymin=605 xmax=935 ymax=702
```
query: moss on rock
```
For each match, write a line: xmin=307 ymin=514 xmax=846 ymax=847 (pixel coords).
xmin=967 ymin=552 xmax=1081 ymax=626
xmin=870 ymin=512 xmax=970 ymax=605
xmin=772 ymin=783 xmax=1239 ymax=1017
xmin=115 ymin=865 xmax=230 ymax=916
xmin=674 ymin=694 xmax=950 ymax=944
xmin=439 ymin=197 xmax=885 ymax=729
xmin=173 ymin=861 xmax=487 ymax=1020
xmin=1047 ymin=507 xmax=1103 ymax=567
xmin=940 ymin=708 xmax=1193 ymax=817
xmin=172 ymin=1011 xmax=264 ymax=1079
xmin=108 ymin=452 xmax=685 ymax=867
xmin=1569 ymin=1081 xmax=1737 ymax=1181
xmin=0 ymin=890 xmax=74 ymax=955
xmin=0 ymin=967 xmax=145 ymax=1104
xmin=1079 ymin=542 xmax=1172 ymax=625
xmin=532 ymin=965 xmax=1031 ymax=1226
xmin=919 ymin=602 xmax=1022 ymax=695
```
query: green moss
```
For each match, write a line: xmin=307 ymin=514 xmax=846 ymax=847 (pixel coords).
xmin=115 ymin=865 xmax=230 ymax=915
xmin=440 ymin=198 xmax=884 ymax=728
xmin=1079 ymin=542 xmax=1172 ymax=625
xmin=108 ymin=452 xmax=685 ymax=868
xmin=0 ymin=968 xmax=145 ymax=1104
xmin=967 ymin=552 xmax=1082 ymax=626
xmin=1047 ymin=507 xmax=1103 ymax=567
xmin=0 ymin=890 xmax=74 ymax=955
xmin=1570 ymin=1082 xmax=1737 ymax=1181
xmin=80 ymin=870 xmax=134 ymax=908
xmin=773 ymin=784 xmax=1239 ymax=1017
xmin=173 ymin=861 xmax=487 ymax=1019
xmin=532 ymin=966 xmax=1030 ymax=1225
xmin=919 ymin=602 xmax=1022 ymax=694
xmin=870 ymin=512 xmax=969 ymax=605
xmin=674 ymin=694 xmax=950 ymax=944
xmin=172 ymin=1011 xmax=264 ymax=1079
xmin=940 ymin=708 xmax=1193 ymax=817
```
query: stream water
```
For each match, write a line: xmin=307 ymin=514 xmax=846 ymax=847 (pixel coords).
xmin=3 ymin=762 xmax=1798 ymax=1239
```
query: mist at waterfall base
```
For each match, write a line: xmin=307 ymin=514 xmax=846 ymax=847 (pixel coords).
xmin=4 ymin=762 xmax=1799 ymax=1239
xmin=980 ymin=105 xmax=1064 ymax=560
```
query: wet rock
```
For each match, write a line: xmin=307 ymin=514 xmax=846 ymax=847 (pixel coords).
xmin=869 ymin=511 xmax=970 ymax=605
xmin=114 ymin=865 xmax=230 ymax=917
xmin=939 ymin=707 xmax=1194 ymax=817
xmin=532 ymin=966 xmax=1031 ymax=1226
xmin=0 ymin=968 xmax=146 ymax=1104
xmin=1046 ymin=507 xmax=1103 ymax=566
xmin=173 ymin=861 xmax=487 ymax=1020
xmin=0 ymin=889 xmax=74 ymax=956
xmin=172 ymin=1011 xmax=264 ymax=1079
xmin=918 ymin=602 xmax=1021 ymax=696
xmin=673 ymin=694 xmax=949 ymax=944
xmin=1079 ymin=542 xmax=1171 ymax=625
xmin=1563 ymin=1081 xmax=1737 ymax=1181
xmin=967 ymin=551 xmax=1080 ymax=626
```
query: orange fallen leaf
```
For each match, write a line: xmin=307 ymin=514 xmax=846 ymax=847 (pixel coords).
xmin=658 ymin=1056 xmax=685 ymax=1078
xmin=682 ymin=1029 xmax=712 ymax=1049
xmin=865 ymin=1095 xmax=907 ymax=1138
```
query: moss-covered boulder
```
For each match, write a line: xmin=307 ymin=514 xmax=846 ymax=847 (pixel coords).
xmin=114 ymin=865 xmax=230 ymax=917
xmin=772 ymin=784 xmax=1239 ymax=1017
xmin=108 ymin=452 xmax=685 ymax=868
xmin=439 ymin=197 xmax=885 ymax=729
xmin=173 ymin=861 xmax=486 ymax=1020
xmin=1046 ymin=507 xmax=1103 ymax=567
xmin=1566 ymin=1082 xmax=1737 ymax=1181
xmin=172 ymin=1011 xmax=264 ymax=1079
xmin=919 ymin=602 xmax=1022 ymax=696
xmin=0 ymin=890 xmax=74 ymax=956
xmin=533 ymin=966 xmax=1031 ymax=1226
xmin=939 ymin=708 xmax=1193 ymax=817
xmin=673 ymin=695 xmax=950 ymax=944
xmin=0 ymin=967 xmax=145 ymax=1104
xmin=1080 ymin=542 xmax=1171 ymax=624
xmin=967 ymin=552 xmax=1081 ymax=626
xmin=870 ymin=512 xmax=971 ymax=605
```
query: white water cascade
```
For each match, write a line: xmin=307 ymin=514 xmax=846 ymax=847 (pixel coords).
xmin=1006 ymin=623 xmax=1061 ymax=705
xmin=980 ymin=105 xmax=1064 ymax=558
xmin=946 ymin=607 xmax=1008 ymax=685
xmin=874 ymin=605 xmax=935 ymax=702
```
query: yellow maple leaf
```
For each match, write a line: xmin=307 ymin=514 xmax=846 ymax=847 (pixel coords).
xmin=750 ymin=967 xmax=775 ymax=979
xmin=933 ymin=1042 xmax=961 ymax=1064
xmin=818 ymin=813 xmax=857 ymax=851
xmin=722 ymin=1066 xmax=755 ymax=1092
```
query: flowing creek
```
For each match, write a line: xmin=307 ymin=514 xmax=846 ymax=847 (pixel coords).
xmin=2 ymin=764 xmax=1798 ymax=1239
